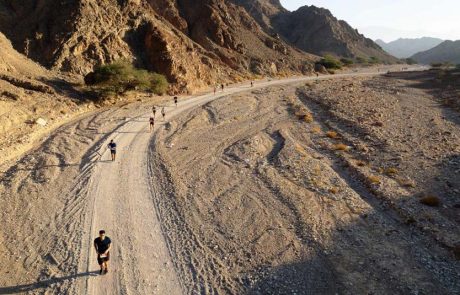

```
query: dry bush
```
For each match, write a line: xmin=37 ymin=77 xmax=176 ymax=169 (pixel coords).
xmin=333 ymin=143 xmax=349 ymax=151
xmin=311 ymin=126 xmax=321 ymax=134
xmin=329 ymin=187 xmax=339 ymax=194
xmin=299 ymin=113 xmax=314 ymax=123
xmin=295 ymin=144 xmax=308 ymax=157
xmin=368 ymin=175 xmax=381 ymax=184
xmin=326 ymin=131 xmax=339 ymax=139
xmin=356 ymin=160 xmax=367 ymax=167
xmin=385 ymin=167 xmax=398 ymax=175
xmin=398 ymin=178 xmax=416 ymax=188
xmin=420 ymin=195 xmax=441 ymax=207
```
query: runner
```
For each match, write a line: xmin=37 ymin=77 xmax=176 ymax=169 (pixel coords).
xmin=107 ymin=139 xmax=117 ymax=161
xmin=161 ymin=107 xmax=166 ymax=121
xmin=213 ymin=86 xmax=217 ymax=95
xmin=174 ymin=96 xmax=178 ymax=107
xmin=250 ymin=81 xmax=254 ymax=87
xmin=94 ymin=230 xmax=112 ymax=275
xmin=152 ymin=105 xmax=157 ymax=118
xmin=221 ymin=84 xmax=224 ymax=92
xmin=149 ymin=117 xmax=155 ymax=132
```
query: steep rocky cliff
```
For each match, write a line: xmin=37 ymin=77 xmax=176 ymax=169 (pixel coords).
xmin=0 ymin=0 xmax=315 ymax=92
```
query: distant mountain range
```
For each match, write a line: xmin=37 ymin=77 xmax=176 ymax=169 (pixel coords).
xmin=376 ymin=37 xmax=444 ymax=58
xmin=411 ymin=40 xmax=460 ymax=65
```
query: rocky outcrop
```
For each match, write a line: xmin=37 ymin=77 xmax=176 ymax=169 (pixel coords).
xmin=0 ymin=0 xmax=316 ymax=93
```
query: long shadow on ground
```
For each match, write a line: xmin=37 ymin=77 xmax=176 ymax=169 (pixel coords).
xmin=0 ymin=271 xmax=98 ymax=294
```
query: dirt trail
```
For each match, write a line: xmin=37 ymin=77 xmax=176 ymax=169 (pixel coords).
xmin=0 ymin=67 xmax=435 ymax=295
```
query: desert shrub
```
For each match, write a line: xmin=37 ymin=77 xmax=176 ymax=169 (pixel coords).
xmin=431 ymin=62 xmax=453 ymax=69
xmin=311 ymin=126 xmax=321 ymax=134
xmin=326 ymin=131 xmax=339 ymax=139
xmin=317 ymin=55 xmax=343 ymax=70
xmin=329 ymin=187 xmax=339 ymax=194
xmin=385 ymin=167 xmax=398 ymax=175
xmin=420 ymin=195 xmax=441 ymax=207
xmin=333 ymin=143 xmax=349 ymax=151
xmin=398 ymin=178 xmax=416 ymax=188
xmin=356 ymin=160 xmax=367 ymax=167
xmin=405 ymin=58 xmax=417 ymax=65
xmin=84 ymin=60 xmax=169 ymax=97
xmin=356 ymin=57 xmax=367 ymax=64
xmin=293 ymin=104 xmax=313 ymax=122
xmin=368 ymin=175 xmax=381 ymax=184
xmin=149 ymin=73 xmax=169 ymax=95
xmin=368 ymin=56 xmax=380 ymax=64
xmin=299 ymin=113 xmax=314 ymax=123
xmin=431 ymin=62 xmax=443 ymax=68
xmin=340 ymin=58 xmax=354 ymax=66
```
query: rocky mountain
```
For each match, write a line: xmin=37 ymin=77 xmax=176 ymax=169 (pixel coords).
xmin=376 ymin=37 xmax=444 ymax=58
xmin=411 ymin=40 xmax=460 ymax=65
xmin=232 ymin=2 xmax=396 ymax=63
xmin=0 ymin=0 xmax=315 ymax=93
xmin=0 ymin=0 xmax=398 ymax=93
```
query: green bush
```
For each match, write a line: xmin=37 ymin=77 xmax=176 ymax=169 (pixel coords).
xmin=149 ymin=73 xmax=169 ymax=95
xmin=84 ymin=60 xmax=169 ymax=96
xmin=368 ymin=56 xmax=380 ymax=64
xmin=356 ymin=56 xmax=367 ymax=64
xmin=340 ymin=58 xmax=354 ymax=66
xmin=318 ymin=55 xmax=343 ymax=69
xmin=405 ymin=58 xmax=417 ymax=65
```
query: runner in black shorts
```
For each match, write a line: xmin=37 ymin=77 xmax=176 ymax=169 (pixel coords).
xmin=174 ymin=96 xmax=178 ymax=107
xmin=152 ymin=105 xmax=157 ymax=117
xmin=108 ymin=140 xmax=117 ymax=161
xmin=149 ymin=117 xmax=155 ymax=132
xmin=94 ymin=230 xmax=112 ymax=275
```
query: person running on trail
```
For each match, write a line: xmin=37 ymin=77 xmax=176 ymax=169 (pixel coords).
xmin=213 ymin=86 xmax=217 ymax=95
xmin=108 ymin=139 xmax=117 ymax=161
xmin=221 ymin=84 xmax=224 ymax=92
xmin=174 ymin=96 xmax=178 ymax=107
xmin=149 ymin=117 xmax=155 ymax=132
xmin=94 ymin=230 xmax=112 ymax=275
xmin=152 ymin=105 xmax=157 ymax=117
xmin=250 ymin=81 xmax=254 ymax=87
xmin=161 ymin=107 xmax=166 ymax=121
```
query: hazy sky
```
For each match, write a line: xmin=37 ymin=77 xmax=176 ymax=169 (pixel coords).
xmin=279 ymin=0 xmax=460 ymax=42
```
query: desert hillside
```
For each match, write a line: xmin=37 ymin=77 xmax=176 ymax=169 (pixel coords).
xmin=412 ymin=40 xmax=460 ymax=65
xmin=0 ymin=32 xmax=85 ymax=165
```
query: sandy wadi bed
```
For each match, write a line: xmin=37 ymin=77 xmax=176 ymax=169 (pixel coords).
xmin=150 ymin=74 xmax=460 ymax=294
